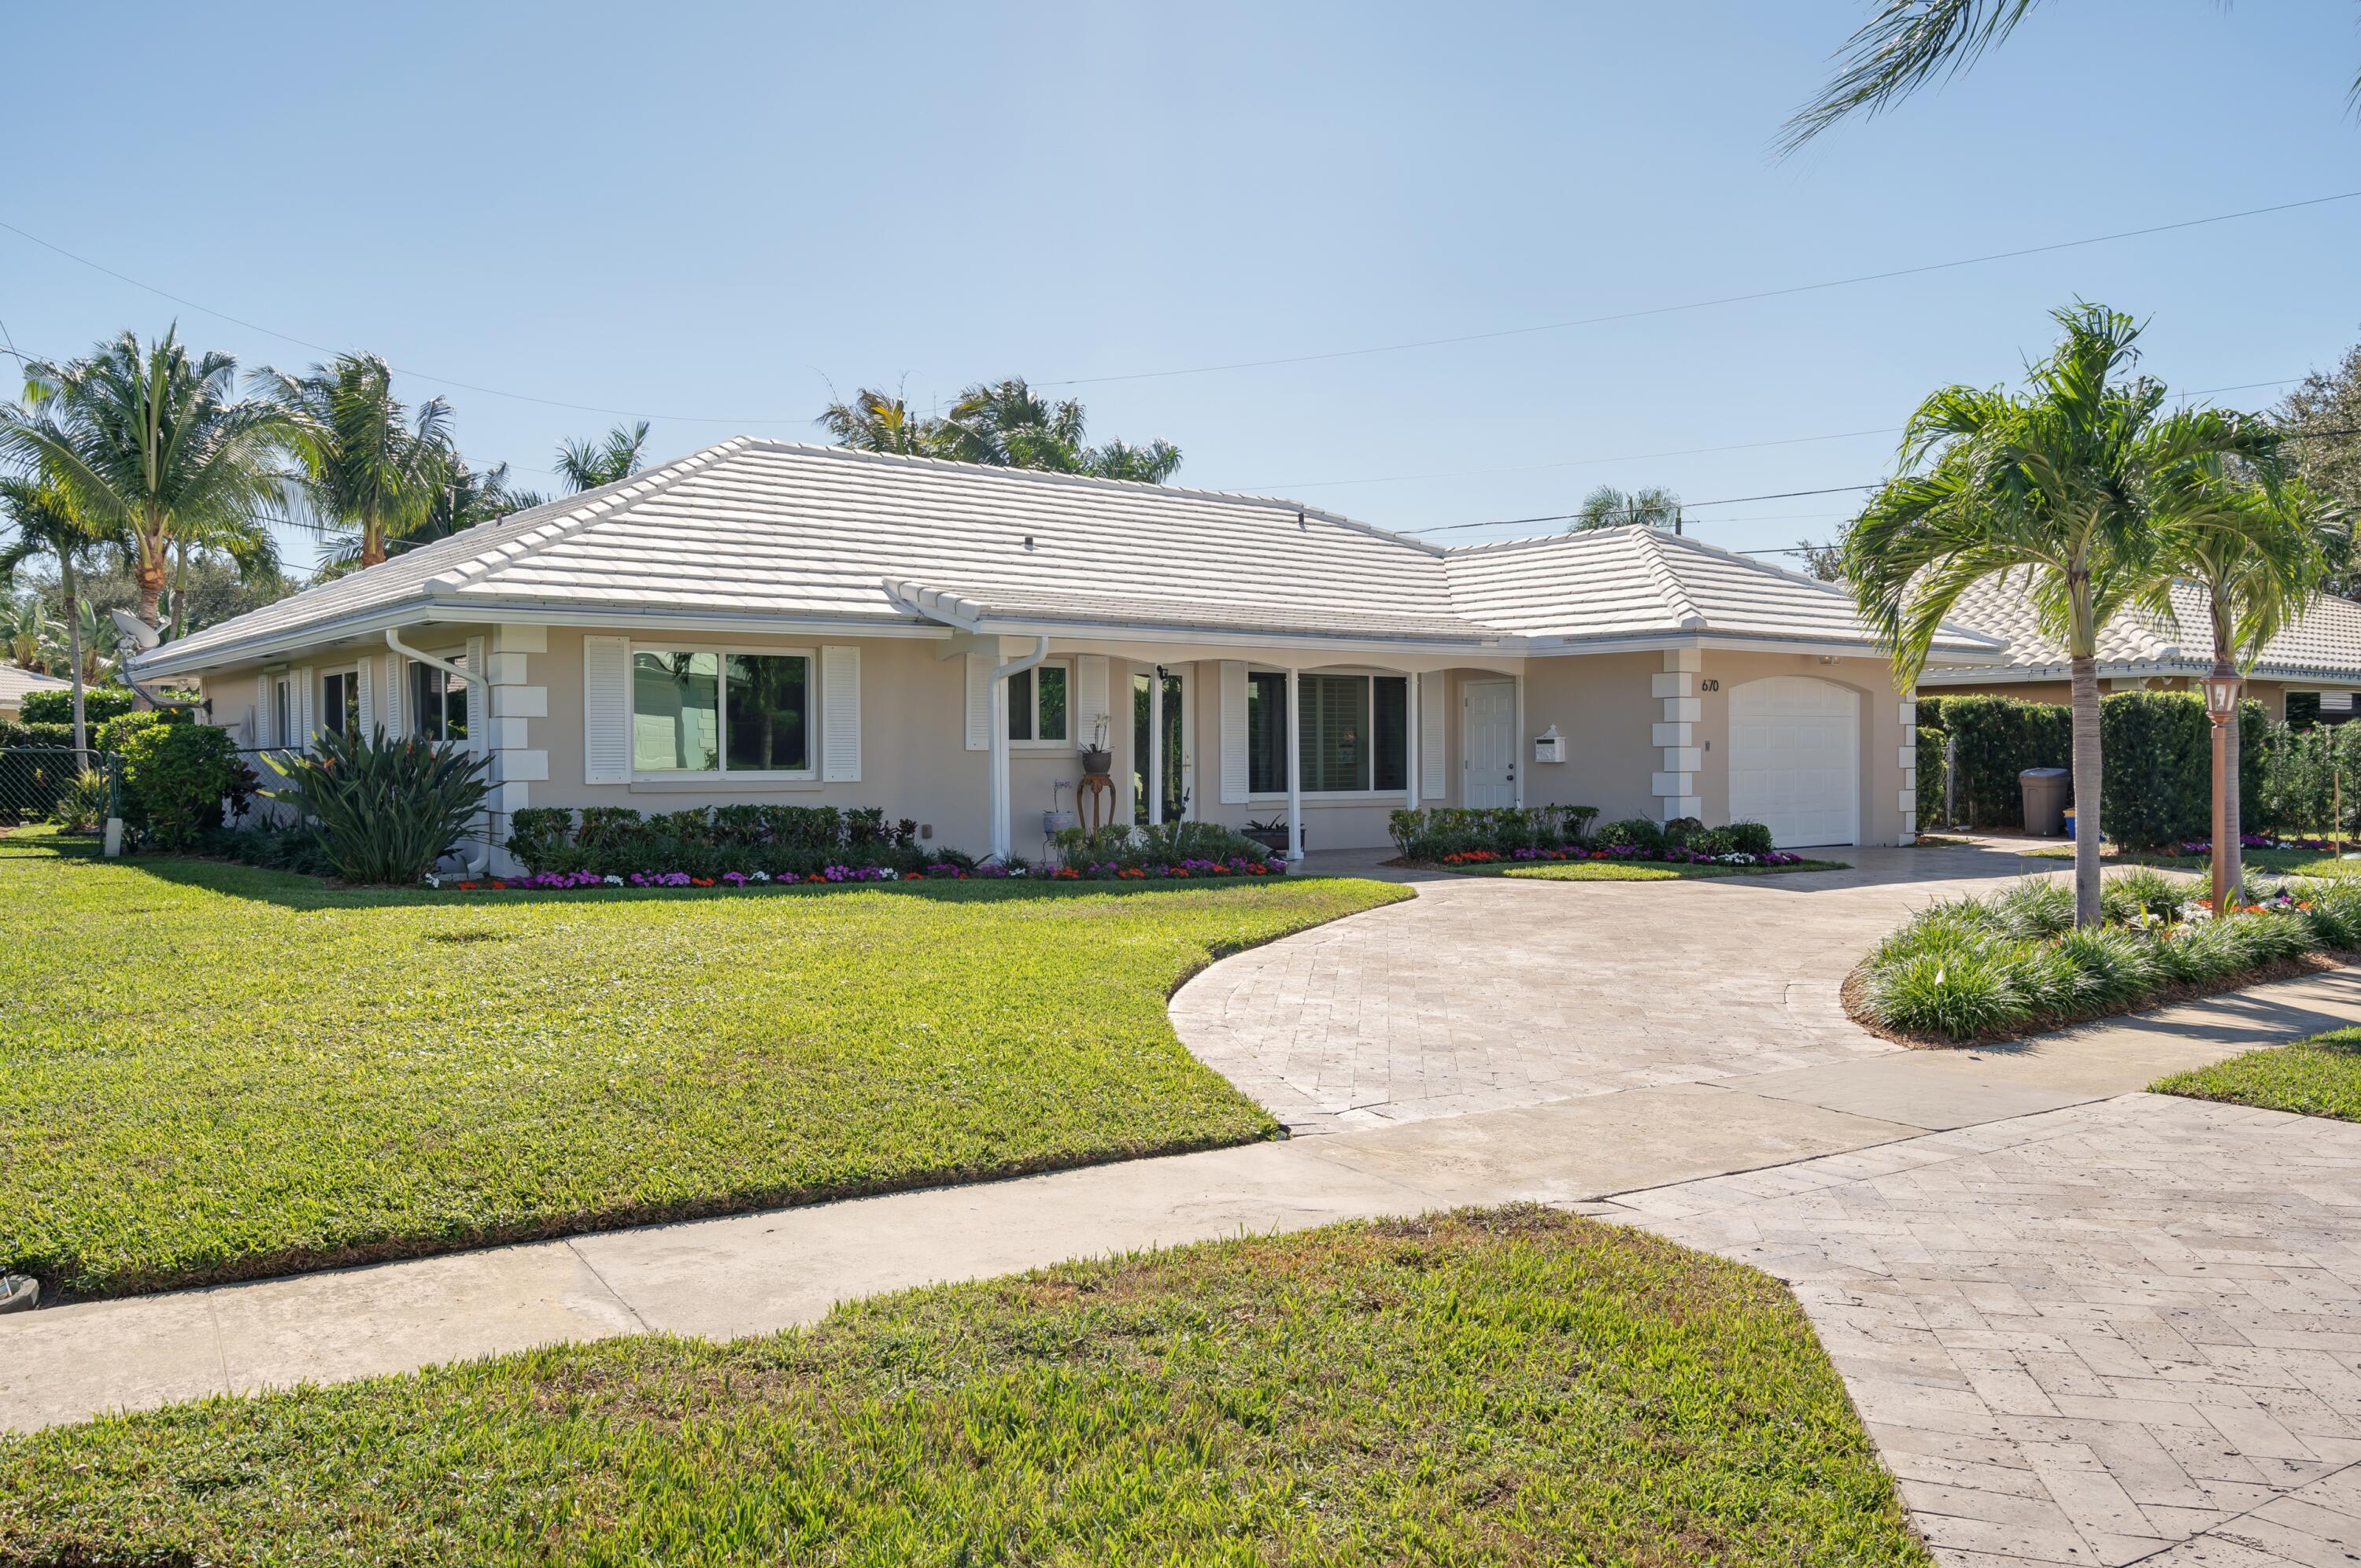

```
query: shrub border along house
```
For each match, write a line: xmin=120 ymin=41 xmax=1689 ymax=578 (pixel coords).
xmin=1849 ymin=868 xmax=2361 ymax=1043
xmin=1387 ymin=804 xmax=1809 ymax=871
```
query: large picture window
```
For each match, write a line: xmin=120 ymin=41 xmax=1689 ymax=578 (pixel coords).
xmin=1245 ymin=670 xmax=1288 ymax=794
xmin=1295 ymin=673 xmax=1409 ymax=794
xmin=1007 ymin=663 xmax=1069 ymax=745
xmin=632 ymin=648 xmax=810 ymax=775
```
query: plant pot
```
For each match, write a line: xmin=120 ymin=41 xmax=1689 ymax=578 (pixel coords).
xmin=1043 ymin=810 xmax=1078 ymax=836
xmin=1079 ymin=748 xmax=1113 ymax=776
xmin=1246 ymin=828 xmax=1295 ymax=854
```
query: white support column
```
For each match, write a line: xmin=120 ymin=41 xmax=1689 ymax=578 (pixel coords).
xmin=1147 ymin=669 xmax=1164 ymax=828
xmin=482 ymin=624 xmax=549 ymax=876
xmin=1652 ymin=647 xmax=1704 ymax=823
xmin=988 ymin=676 xmax=1011 ymax=861
xmin=1284 ymin=666 xmax=1303 ymax=862
xmin=1404 ymin=670 xmax=1421 ymax=810
xmin=1512 ymin=670 xmax=1526 ymax=810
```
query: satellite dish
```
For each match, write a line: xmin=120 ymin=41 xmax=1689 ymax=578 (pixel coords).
xmin=109 ymin=609 xmax=161 ymax=652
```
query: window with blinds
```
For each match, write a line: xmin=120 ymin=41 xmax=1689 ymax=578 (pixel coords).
xmin=1296 ymin=673 xmax=1408 ymax=793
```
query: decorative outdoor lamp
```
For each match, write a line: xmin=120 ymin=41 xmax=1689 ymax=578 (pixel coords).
xmin=2203 ymin=662 xmax=2243 ymax=913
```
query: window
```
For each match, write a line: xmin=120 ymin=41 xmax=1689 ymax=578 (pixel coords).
xmin=631 ymin=647 xmax=811 ymax=775
xmin=1296 ymin=673 xmax=1409 ymax=794
xmin=321 ymin=669 xmax=359 ymax=738
xmin=272 ymin=679 xmax=291 ymax=750
xmin=1007 ymin=663 xmax=1069 ymax=745
xmin=1245 ymin=670 xmax=1288 ymax=794
xmin=410 ymin=655 xmax=469 ymax=743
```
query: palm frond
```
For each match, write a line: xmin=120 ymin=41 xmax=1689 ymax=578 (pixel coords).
xmin=1781 ymin=0 xmax=2046 ymax=153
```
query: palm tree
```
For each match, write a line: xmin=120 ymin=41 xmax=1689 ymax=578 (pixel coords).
xmin=818 ymin=387 xmax=944 ymax=457
xmin=3 ymin=593 xmax=56 ymax=670
xmin=258 ymin=353 xmax=455 ymax=570
xmin=1840 ymin=303 xmax=2280 ymax=925
xmin=1 ymin=327 xmax=288 ymax=629
xmin=2138 ymin=473 xmax=2339 ymax=898
xmin=315 ymin=456 xmax=542 ymax=576
xmin=0 ymin=473 xmax=104 ymax=760
xmin=1574 ymin=484 xmax=1683 ymax=532
xmin=554 ymin=422 xmax=650 ymax=493
xmin=1784 ymin=1 xmax=2361 ymax=152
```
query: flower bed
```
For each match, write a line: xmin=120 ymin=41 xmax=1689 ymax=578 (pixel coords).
xmin=1850 ymin=868 xmax=2361 ymax=1043
xmin=1437 ymin=845 xmax=1807 ymax=869
xmin=2174 ymin=833 xmax=2348 ymax=856
xmin=433 ymin=855 xmax=1285 ymax=893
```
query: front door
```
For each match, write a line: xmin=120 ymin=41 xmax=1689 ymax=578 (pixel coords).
xmin=1463 ymin=679 xmax=1515 ymax=806
xmin=1132 ymin=666 xmax=1192 ymax=824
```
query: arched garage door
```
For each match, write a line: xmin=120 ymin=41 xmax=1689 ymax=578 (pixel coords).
xmin=1727 ymin=676 xmax=1860 ymax=847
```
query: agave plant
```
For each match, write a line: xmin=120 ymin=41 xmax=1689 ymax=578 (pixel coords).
xmin=264 ymin=728 xmax=491 ymax=884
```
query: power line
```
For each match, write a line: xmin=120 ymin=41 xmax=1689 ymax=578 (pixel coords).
xmin=1040 ymin=190 xmax=2361 ymax=387
xmin=1408 ymin=483 xmax=1886 ymax=537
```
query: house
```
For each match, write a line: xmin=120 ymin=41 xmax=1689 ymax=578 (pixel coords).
xmin=127 ymin=439 xmax=2001 ymax=872
xmin=0 ymin=665 xmax=72 ymax=724
xmin=1921 ymin=571 xmax=2361 ymax=726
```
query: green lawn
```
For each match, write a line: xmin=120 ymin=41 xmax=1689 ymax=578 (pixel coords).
xmin=0 ymin=1207 xmax=1931 ymax=1566
xmin=2153 ymin=1026 xmax=2361 ymax=1121
xmin=1452 ymin=858 xmax=1849 ymax=883
xmin=0 ymin=829 xmax=1406 ymax=1297
xmin=2025 ymin=843 xmax=2361 ymax=880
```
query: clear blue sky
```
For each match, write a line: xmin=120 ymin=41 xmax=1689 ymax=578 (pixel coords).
xmin=7 ymin=2 xmax=2359 ymax=571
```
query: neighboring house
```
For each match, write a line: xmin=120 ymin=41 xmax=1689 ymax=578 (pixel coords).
xmin=0 ymin=665 xmax=71 ymax=724
xmin=1922 ymin=571 xmax=2361 ymax=726
xmin=127 ymin=440 xmax=2000 ymax=871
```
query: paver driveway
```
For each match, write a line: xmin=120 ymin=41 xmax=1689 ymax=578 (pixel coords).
xmin=1173 ymin=840 xmax=2049 ymax=1131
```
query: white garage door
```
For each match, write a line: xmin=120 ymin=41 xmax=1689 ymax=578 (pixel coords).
xmin=1727 ymin=676 xmax=1860 ymax=847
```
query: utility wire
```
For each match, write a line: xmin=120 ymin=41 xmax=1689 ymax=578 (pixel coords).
xmin=1040 ymin=191 xmax=2361 ymax=387
xmin=7 ymin=188 xmax=2359 ymax=419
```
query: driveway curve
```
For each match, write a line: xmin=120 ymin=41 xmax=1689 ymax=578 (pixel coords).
xmin=1171 ymin=840 xmax=2053 ymax=1133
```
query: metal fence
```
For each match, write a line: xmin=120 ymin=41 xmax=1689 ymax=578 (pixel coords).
xmin=0 ymin=747 xmax=119 ymax=830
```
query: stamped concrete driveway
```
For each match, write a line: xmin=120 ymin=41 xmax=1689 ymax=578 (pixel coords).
xmin=1172 ymin=840 xmax=2053 ymax=1132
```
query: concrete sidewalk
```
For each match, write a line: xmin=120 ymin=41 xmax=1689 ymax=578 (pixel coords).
xmin=10 ymin=962 xmax=2360 ymax=1435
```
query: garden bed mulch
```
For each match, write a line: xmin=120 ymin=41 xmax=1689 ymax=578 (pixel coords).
xmin=1840 ymin=949 xmax=2356 ymax=1050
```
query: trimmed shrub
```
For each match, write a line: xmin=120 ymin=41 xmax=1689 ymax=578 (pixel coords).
xmin=264 ymin=729 xmax=493 ymax=884
xmin=1724 ymin=821 xmax=1774 ymax=855
xmin=2098 ymin=692 xmax=2211 ymax=850
xmin=1591 ymin=817 xmax=1665 ymax=854
xmin=1385 ymin=805 xmax=1598 ymax=861
xmin=92 ymin=707 xmax=189 ymax=756
xmin=17 ymin=685 xmax=135 ymax=728
xmin=1917 ymin=695 xmax=2069 ymax=828
xmin=117 ymin=723 xmax=243 ymax=848
xmin=1916 ymin=723 xmax=1948 ymax=825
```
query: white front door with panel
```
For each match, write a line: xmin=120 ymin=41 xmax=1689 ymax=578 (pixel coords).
xmin=1462 ymin=678 xmax=1516 ymax=806
xmin=1727 ymin=675 xmax=1860 ymax=847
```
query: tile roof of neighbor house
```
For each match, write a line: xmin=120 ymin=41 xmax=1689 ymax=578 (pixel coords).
xmin=1921 ymin=570 xmax=2361 ymax=685
xmin=131 ymin=438 xmax=2001 ymax=676
xmin=0 ymin=664 xmax=72 ymax=707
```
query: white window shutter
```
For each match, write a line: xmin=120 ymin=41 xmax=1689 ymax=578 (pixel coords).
xmin=822 ymin=645 xmax=861 ymax=781
xmin=965 ymin=653 xmax=991 ymax=751
xmin=297 ymin=666 xmax=316 ymax=743
xmin=382 ymin=654 xmax=405 ymax=736
xmin=1218 ymin=661 xmax=1249 ymax=803
xmin=583 ymin=635 xmax=631 ymax=783
xmin=256 ymin=673 xmax=273 ymax=746
xmin=465 ymin=637 xmax=489 ymax=760
xmin=1073 ymin=655 xmax=1110 ymax=753
xmin=356 ymin=662 xmax=374 ymax=736
xmin=1420 ymin=673 xmax=1447 ymax=799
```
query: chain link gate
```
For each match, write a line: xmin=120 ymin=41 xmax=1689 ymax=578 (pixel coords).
xmin=0 ymin=746 xmax=122 ymax=847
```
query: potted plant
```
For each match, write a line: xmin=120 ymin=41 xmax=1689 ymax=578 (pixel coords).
xmin=1079 ymin=716 xmax=1112 ymax=777
xmin=1244 ymin=816 xmax=1295 ymax=855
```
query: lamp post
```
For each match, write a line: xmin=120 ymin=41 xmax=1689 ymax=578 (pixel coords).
xmin=2201 ymin=661 xmax=2243 ymax=915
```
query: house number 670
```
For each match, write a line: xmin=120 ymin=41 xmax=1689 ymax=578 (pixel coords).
xmin=1700 ymin=679 xmax=1720 ymax=692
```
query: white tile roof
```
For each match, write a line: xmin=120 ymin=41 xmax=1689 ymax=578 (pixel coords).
xmin=0 ymin=665 xmax=71 ymax=707
xmin=134 ymin=438 xmax=1994 ymax=673
xmin=1921 ymin=570 xmax=2361 ymax=685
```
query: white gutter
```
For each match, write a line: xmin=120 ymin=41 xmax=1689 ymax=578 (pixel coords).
xmin=386 ymin=630 xmax=490 ymax=876
xmin=985 ymin=636 xmax=1051 ymax=864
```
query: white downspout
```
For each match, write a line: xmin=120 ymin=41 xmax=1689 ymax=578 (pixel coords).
xmin=987 ymin=636 xmax=1051 ymax=863
xmin=387 ymin=629 xmax=490 ymax=876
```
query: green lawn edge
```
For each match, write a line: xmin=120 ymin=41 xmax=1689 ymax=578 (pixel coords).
xmin=0 ymin=830 xmax=1410 ymax=1298
xmin=2152 ymin=1025 xmax=2361 ymax=1122
xmin=0 ymin=1206 xmax=1933 ymax=1566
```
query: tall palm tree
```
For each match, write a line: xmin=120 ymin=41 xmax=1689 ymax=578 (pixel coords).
xmin=1784 ymin=1 xmax=2361 ymax=152
xmin=0 ymin=473 xmax=105 ymax=760
xmin=315 ymin=456 xmax=542 ymax=576
xmin=1574 ymin=484 xmax=1683 ymax=532
xmin=2138 ymin=473 xmax=2340 ymax=898
xmin=817 ymin=387 xmax=944 ymax=457
xmin=1841 ymin=303 xmax=2280 ymax=925
xmin=553 ymin=422 xmax=650 ymax=493
xmin=0 ymin=327 xmax=288 ymax=628
xmin=814 ymin=378 xmax=1183 ymax=481
xmin=258 ymin=353 xmax=455 ymax=570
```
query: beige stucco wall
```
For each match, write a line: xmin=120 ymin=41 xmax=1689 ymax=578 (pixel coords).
xmin=179 ymin=625 xmax=1921 ymax=860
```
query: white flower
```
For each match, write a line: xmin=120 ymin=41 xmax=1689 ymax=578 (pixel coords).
xmin=602 ymin=875 xmax=623 ymax=887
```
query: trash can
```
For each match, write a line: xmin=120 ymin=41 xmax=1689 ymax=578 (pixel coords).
xmin=2019 ymin=767 xmax=2070 ymax=836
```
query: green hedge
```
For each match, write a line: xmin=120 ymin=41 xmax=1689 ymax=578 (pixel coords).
xmin=1917 ymin=691 xmax=2267 ymax=845
xmin=1914 ymin=724 xmax=1947 ymax=825
xmin=16 ymin=686 xmax=135 ymax=728
xmin=117 ymin=724 xmax=244 ymax=849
